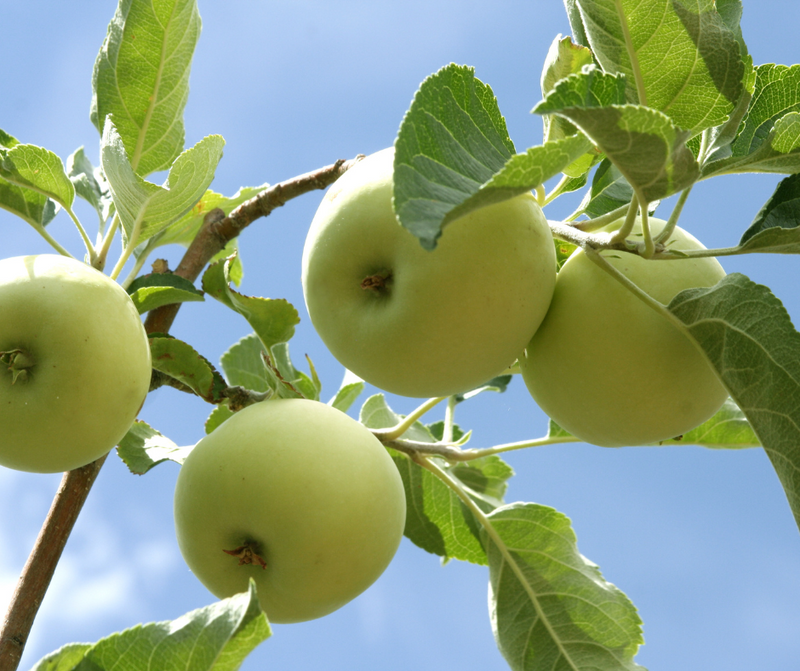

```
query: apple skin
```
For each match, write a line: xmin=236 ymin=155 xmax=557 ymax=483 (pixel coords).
xmin=0 ymin=255 xmax=152 ymax=473
xmin=519 ymin=220 xmax=729 ymax=447
xmin=173 ymin=398 xmax=407 ymax=624
xmin=301 ymin=147 xmax=556 ymax=398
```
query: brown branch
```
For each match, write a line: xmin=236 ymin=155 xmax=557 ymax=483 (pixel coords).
xmin=0 ymin=455 xmax=106 ymax=671
xmin=0 ymin=156 xmax=362 ymax=671
xmin=144 ymin=155 xmax=363 ymax=335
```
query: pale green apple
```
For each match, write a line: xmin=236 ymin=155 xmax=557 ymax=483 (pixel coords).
xmin=0 ymin=254 xmax=152 ymax=473
xmin=301 ymin=147 xmax=557 ymax=398
xmin=173 ymin=398 xmax=407 ymax=624
xmin=520 ymin=219 xmax=728 ymax=447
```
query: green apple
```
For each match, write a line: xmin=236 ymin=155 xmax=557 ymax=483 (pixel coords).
xmin=0 ymin=254 xmax=152 ymax=473
xmin=173 ymin=398 xmax=407 ymax=624
xmin=301 ymin=147 xmax=557 ymax=398
xmin=519 ymin=219 xmax=728 ymax=447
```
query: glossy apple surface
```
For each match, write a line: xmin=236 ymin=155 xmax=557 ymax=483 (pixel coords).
xmin=520 ymin=220 xmax=728 ymax=447
xmin=173 ymin=398 xmax=407 ymax=624
xmin=0 ymin=254 xmax=152 ymax=472
xmin=302 ymin=147 xmax=556 ymax=398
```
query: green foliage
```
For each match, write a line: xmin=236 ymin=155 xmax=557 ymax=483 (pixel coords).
xmin=117 ymin=419 xmax=192 ymax=474
xmin=91 ymin=0 xmax=202 ymax=177
xmin=668 ymin=274 xmax=800 ymax=529
xmin=486 ymin=503 xmax=645 ymax=671
xmin=127 ymin=272 xmax=205 ymax=313
xmin=149 ymin=335 xmax=228 ymax=404
xmin=738 ymin=173 xmax=800 ymax=253
xmin=31 ymin=582 xmax=270 ymax=671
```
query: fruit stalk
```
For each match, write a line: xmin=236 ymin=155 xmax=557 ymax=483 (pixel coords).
xmin=0 ymin=456 xmax=106 ymax=671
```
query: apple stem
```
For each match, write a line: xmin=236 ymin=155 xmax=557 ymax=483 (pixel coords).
xmin=223 ymin=544 xmax=268 ymax=569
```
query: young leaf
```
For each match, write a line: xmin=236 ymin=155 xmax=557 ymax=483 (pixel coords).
xmin=547 ymin=103 xmax=699 ymax=204
xmin=668 ymin=274 xmax=800 ymax=531
xmin=736 ymin=173 xmax=800 ymax=254
xmin=91 ymin=0 xmax=202 ymax=176
xmin=0 ymin=144 xmax=75 ymax=208
xmin=703 ymin=64 xmax=800 ymax=177
xmin=328 ymin=370 xmax=365 ymax=413
xmin=486 ymin=502 xmax=644 ymax=671
xmin=149 ymin=335 xmax=228 ymax=404
xmin=117 ymin=419 xmax=193 ymax=474
xmin=30 ymin=581 xmax=269 ymax=671
xmin=127 ymin=272 xmax=205 ymax=313
xmin=202 ymin=254 xmax=299 ymax=350
xmin=101 ymin=119 xmax=225 ymax=247
xmin=571 ymin=0 xmax=747 ymax=134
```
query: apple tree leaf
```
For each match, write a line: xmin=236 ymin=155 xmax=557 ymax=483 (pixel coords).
xmin=205 ymin=403 xmax=235 ymax=434
xmin=101 ymin=118 xmax=225 ymax=247
xmin=117 ymin=419 xmax=192 ymax=474
xmin=328 ymin=370 xmax=365 ymax=413
xmin=455 ymin=374 xmax=514 ymax=402
xmin=735 ymin=173 xmax=800 ymax=254
xmin=91 ymin=0 xmax=201 ymax=177
xmin=703 ymin=64 xmax=800 ymax=177
xmin=486 ymin=502 xmax=645 ymax=671
xmin=149 ymin=335 xmax=228 ymax=404
xmin=127 ymin=272 xmax=204 ymax=314
xmin=0 ymin=144 xmax=75 ymax=209
xmin=667 ymin=273 xmax=800 ymax=531
xmin=576 ymin=158 xmax=633 ymax=218
xmin=571 ymin=0 xmax=748 ymax=135
xmin=30 ymin=580 xmax=269 ymax=671
xmin=202 ymin=254 xmax=299 ymax=351
xmin=536 ymin=101 xmax=700 ymax=205
xmin=659 ymin=398 xmax=760 ymax=449
xmin=220 ymin=333 xmax=271 ymax=392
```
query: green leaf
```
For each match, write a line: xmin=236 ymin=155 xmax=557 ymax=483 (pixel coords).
xmin=67 ymin=147 xmax=114 ymax=224
xmin=127 ymin=272 xmax=204 ymax=313
xmin=205 ymin=403 xmax=235 ymax=434
xmin=455 ymin=374 xmax=514 ymax=402
xmin=535 ymin=66 xmax=628 ymax=114
xmin=0 ymin=176 xmax=57 ymax=228
xmin=117 ymin=419 xmax=192 ymax=474
xmin=486 ymin=502 xmax=644 ymax=671
xmin=328 ymin=372 xmax=365 ymax=413
xmin=659 ymin=398 xmax=759 ymax=449
xmin=577 ymin=158 xmax=633 ymax=218
xmin=572 ymin=0 xmax=747 ymax=134
xmin=541 ymin=103 xmax=699 ymax=204
xmin=540 ymin=35 xmax=596 ymax=171
xmin=202 ymin=254 xmax=299 ymax=350
xmin=736 ymin=173 xmax=800 ymax=254
xmin=393 ymin=63 xmax=515 ymax=249
xmin=359 ymin=394 xmax=495 ymax=565
xmin=269 ymin=343 xmax=320 ymax=401
xmin=101 ymin=118 xmax=225 ymax=247
xmin=149 ymin=335 xmax=228 ymax=404
xmin=220 ymin=333 xmax=271 ymax=392
xmin=0 ymin=144 xmax=75 ymax=211
xmin=31 ymin=581 xmax=270 ymax=671
xmin=91 ymin=0 xmax=202 ymax=176
xmin=668 ymin=274 xmax=800 ymax=531
xmin=703 ymin=64 xmax=800 ymax=176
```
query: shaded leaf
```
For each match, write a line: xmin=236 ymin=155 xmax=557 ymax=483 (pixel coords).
xmin=91 ymin=0 xmax=202 ymax=176
xmin=668 ymin=273 xmax=800 ymax=531
xmin=149 ymin=336 xmax=228 ymax=404
xmin=220 ymin=333 xmax=270 ymax=392
xmin=737 ymin=173 xmax=800 ymax=253
xmin=486 ymin=502 xmax=644 ymax=671
xmin=572 ymin=0 xmax=747 ymax=134
xmin=0 ymin=130 xmax=58 ymax=228
xmin=0 ymin=144 xmax=75 ymax=208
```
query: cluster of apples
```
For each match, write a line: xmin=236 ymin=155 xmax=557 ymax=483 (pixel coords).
xmin=302 ymin=147 xmax=728 ymax=446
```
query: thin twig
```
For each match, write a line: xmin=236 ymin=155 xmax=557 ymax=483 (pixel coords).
xmin=144 ymin=155 xmax=363 ymax=335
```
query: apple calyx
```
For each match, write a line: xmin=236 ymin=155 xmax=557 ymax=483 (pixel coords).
xmin=223 ymin=543 xmax=267 ymax=569
xmin=360 ymin=272 xmax=392 ymax=293
xmin=1 ymin=348 xmax=35 ymax=384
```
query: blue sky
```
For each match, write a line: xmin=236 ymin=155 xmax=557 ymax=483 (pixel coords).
xmin=2 ymin=1 xmax=800 ymax=669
